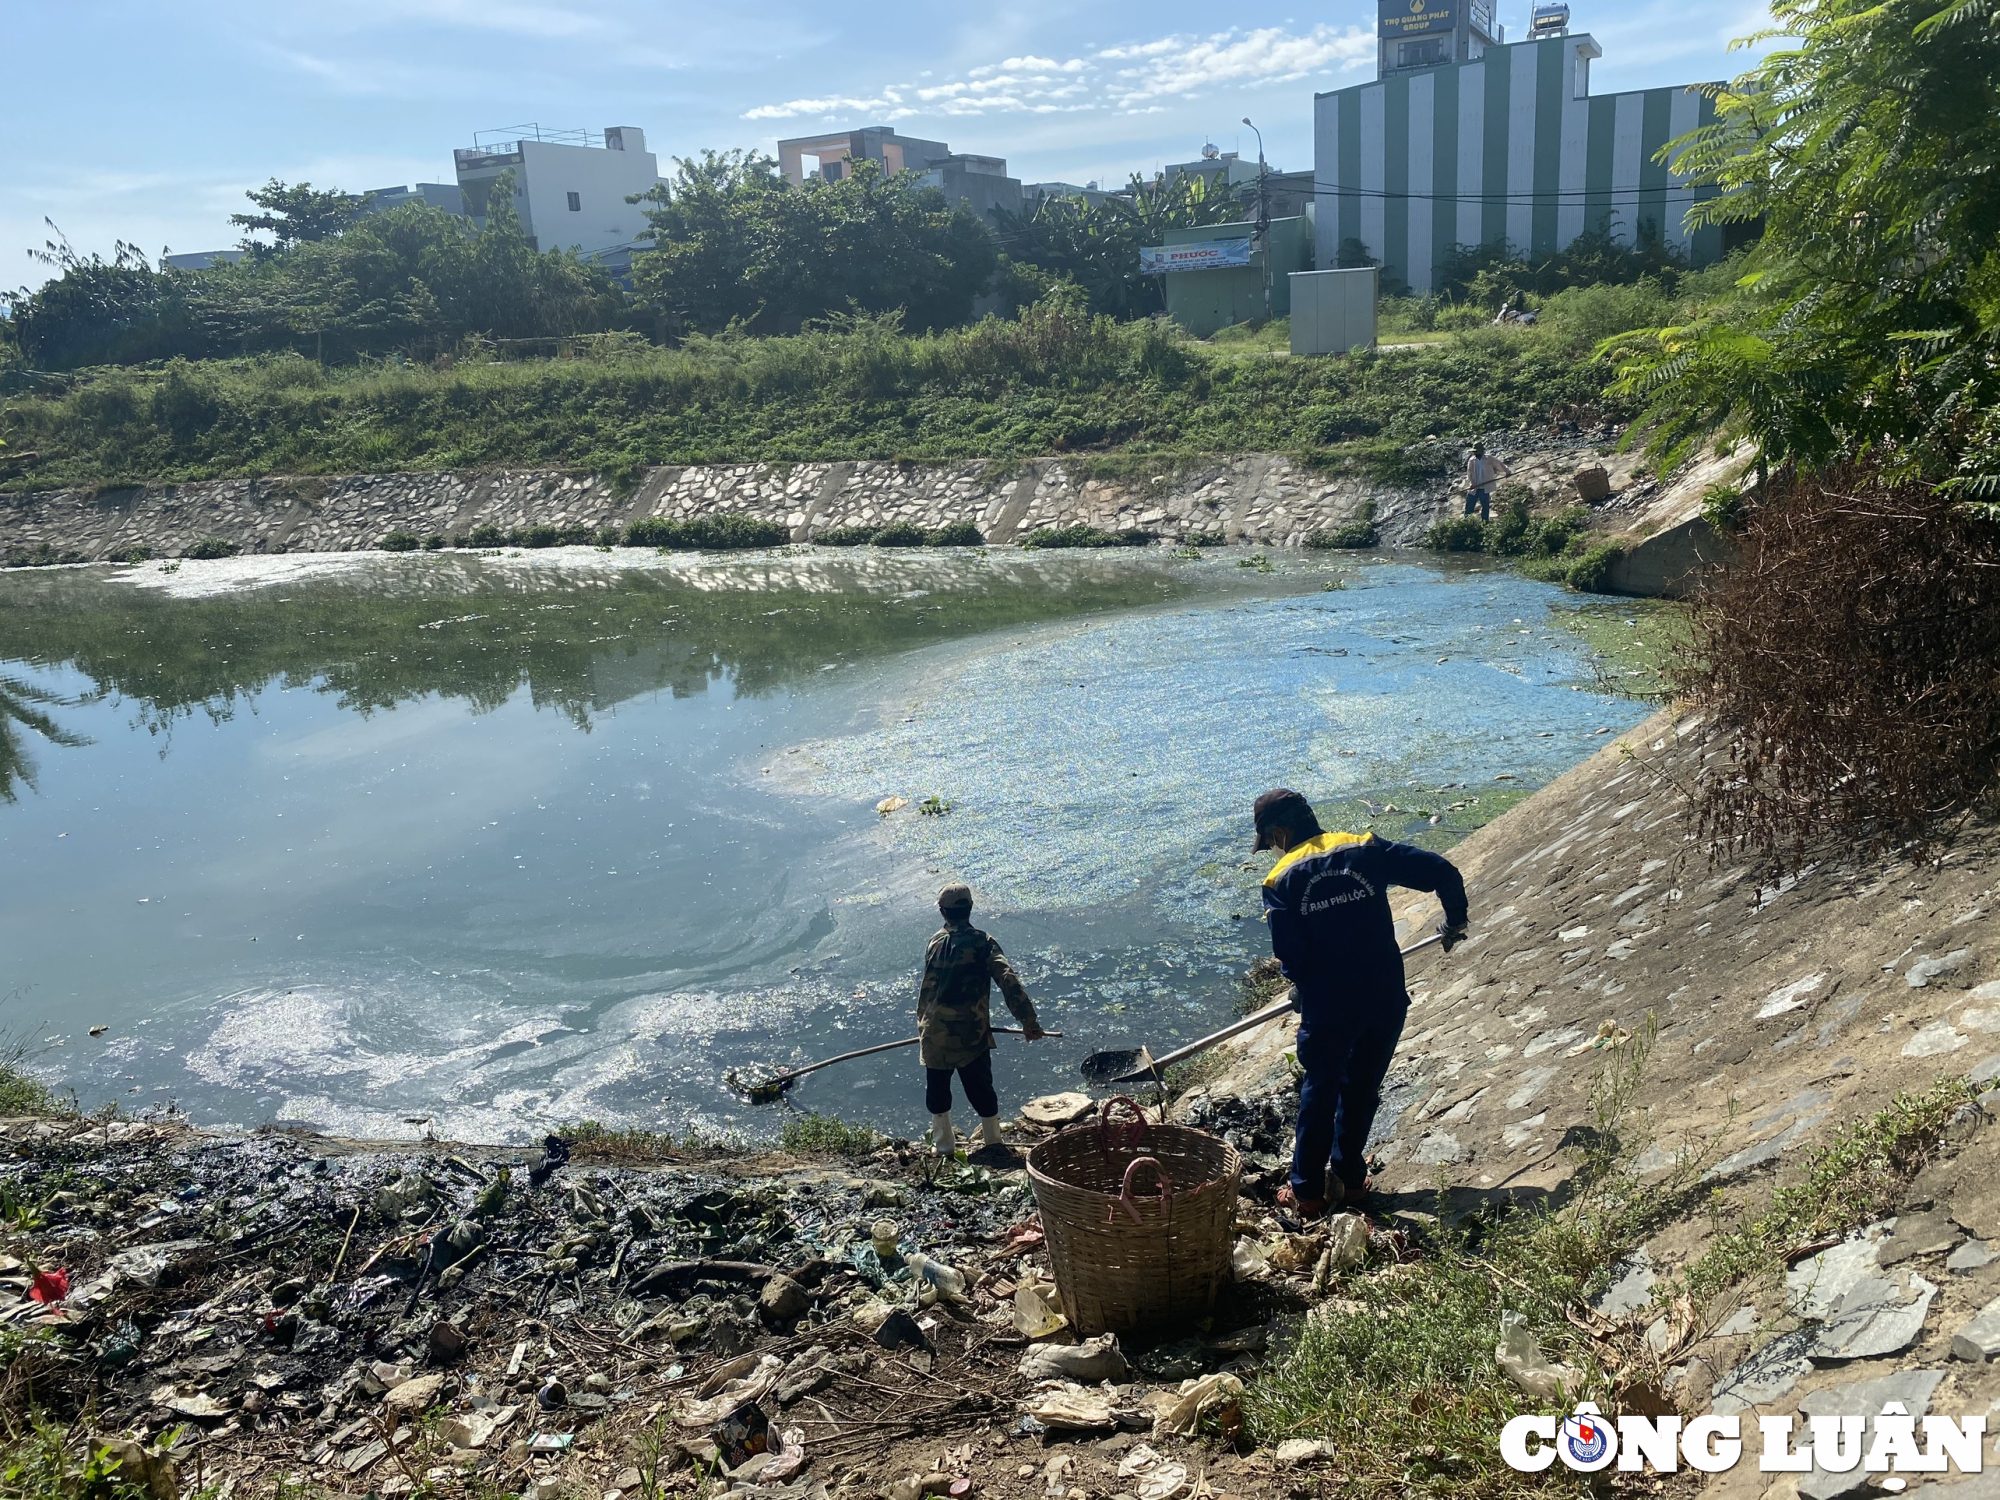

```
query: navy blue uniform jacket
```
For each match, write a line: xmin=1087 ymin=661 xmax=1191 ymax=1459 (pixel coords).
xmin=1262 ymin=831 xmax=1469 ymax=1021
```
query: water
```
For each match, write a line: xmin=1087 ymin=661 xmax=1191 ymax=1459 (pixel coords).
xmin=0 ymin=547 xmax=1654 ymax=1140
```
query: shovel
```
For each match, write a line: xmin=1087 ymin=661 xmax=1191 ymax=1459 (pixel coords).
xmin=728 ymin=1026 xmax=1061 ymax=1104
xmin=1079 ymin=931 xmax=1447 ymax=1087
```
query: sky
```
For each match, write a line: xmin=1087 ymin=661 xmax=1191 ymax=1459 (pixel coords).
xmin=3 ymin=0 xmax=1772 ymax=294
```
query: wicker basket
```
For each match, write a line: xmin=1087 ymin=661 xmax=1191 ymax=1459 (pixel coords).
xmin=1025 ymin=1097 xmax=1242 ymax=1336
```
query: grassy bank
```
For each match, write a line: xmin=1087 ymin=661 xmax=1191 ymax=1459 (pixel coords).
xmin=0 ymin=307 xmax=1632 ymax=491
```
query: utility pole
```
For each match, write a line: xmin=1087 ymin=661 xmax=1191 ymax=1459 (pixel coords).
xmin=1242 ymin=116 xmax=1272 ymax=324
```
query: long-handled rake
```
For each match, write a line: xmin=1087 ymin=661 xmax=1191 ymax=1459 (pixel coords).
xmin=727 ymin=1026 xmax=1060 ymax=1104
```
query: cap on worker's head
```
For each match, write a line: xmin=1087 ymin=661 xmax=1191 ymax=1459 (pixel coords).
xmin=1252 ymin=788 xmax=1321 ymax=852
xmin=1472 ymin=441 xmax=1487 ymax=456
xmin=937 ymin=883 xmax=973 ymax=914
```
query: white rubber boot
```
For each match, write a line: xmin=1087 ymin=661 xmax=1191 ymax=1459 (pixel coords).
xmin=931 ymin=1112 xmax=958 ymax=1157
xmin=978 ymin=1115 xmax=1006 ymax=1147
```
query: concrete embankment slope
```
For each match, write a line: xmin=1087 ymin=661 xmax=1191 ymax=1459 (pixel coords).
xmin=1189 ymin=709 xmax=2000 ymax=1471
xmin=0 ymin=440 xmax=1623 ymax=563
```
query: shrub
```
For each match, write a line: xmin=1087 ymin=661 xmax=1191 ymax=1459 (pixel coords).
xmin=182 ymin=537 xmax=239 ymax=559
xmin=870 ymin=521 xmax=929 ymax=547
xmin=778 ymin=1113 xmax=881 ymax=1158
xmin=1018 ymin=524 xmax=1153 ymax=549
xmin=379 ymin=530 xmax=420 ymax=552
xmin=117 ymin=546 xmax=151 ymax=563
xmin=813 ymin=524 xmax=878 ymax=546
xmin=466 ymin=523 xmax=507 ymax=548
xmin=518 ymin=524 xmax=563 ymax=548
xmin=1562 ymin=540 xmax=1625 ymax=593
xmin=625 ymin=513 xmax=790 ymax=550
xmin=1306 ymin=502 xmax=1378 ymax=549
xmin=927 ymin=520 xmax=984 ymax=546
xmin=595 ymin=526 xmax=622 ymax=546
xmin=1522 ymin=506 xmax=1591 ymax=558
xmin=1482 ymin=488 xmax=1537 ymax=555
xmin=1423 ymin=515 xmax=1487 ymax=552
xmin=1674 ymin=466 xmax=2000 ymax=866
xmin=421 ymin=533 xmax=447 ymax=550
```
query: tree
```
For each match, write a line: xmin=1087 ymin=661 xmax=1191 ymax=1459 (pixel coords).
xmin=632 ymin=157 xmax=997 ymax=335
xmin=994 ymin=172 xmax=1245 ymax=320
xmin=231 ymin=179 xmax=372 ymax=255
xmin=1611 ymin=0 xmax=2000 ymax=490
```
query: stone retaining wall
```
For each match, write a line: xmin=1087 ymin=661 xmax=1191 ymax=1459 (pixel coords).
xmin=0 ymin=456 xmax=1466 ymax=563
xmin=0 ymin=440 xmax=1634 ymax=566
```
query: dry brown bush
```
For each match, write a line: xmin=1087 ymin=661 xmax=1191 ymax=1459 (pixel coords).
xmin=1676 ymin=466 xmax=2000 ymax=869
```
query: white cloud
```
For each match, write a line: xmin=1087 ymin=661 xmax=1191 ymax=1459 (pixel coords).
xmin=743 ymin=93 xmax=911 ymax=122
xmin=742 ymin=23 xmax=1372 ymax=123
xmin=1102 ymin=26 xmax=1374 ymax=106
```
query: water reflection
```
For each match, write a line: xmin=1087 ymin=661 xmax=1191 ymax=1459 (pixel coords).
xmin=0 ymin=673 xmax=91 ymax=802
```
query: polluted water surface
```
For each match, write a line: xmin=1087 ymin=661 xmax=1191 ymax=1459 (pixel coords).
xmin=0 ymin=547 xmax=1654 ymax=1140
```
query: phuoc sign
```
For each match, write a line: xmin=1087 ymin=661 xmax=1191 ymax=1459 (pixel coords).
xmin=1139 ymin=239 xmax=1255 ymax=275
xmin=1380 ymin=0 xmax=1456 ymax=37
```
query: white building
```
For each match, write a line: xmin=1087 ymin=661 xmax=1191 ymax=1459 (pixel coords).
xmin=453 ymin=125 xmax=660 ymax=266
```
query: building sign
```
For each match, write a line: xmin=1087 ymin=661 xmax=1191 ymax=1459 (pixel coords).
xmin=1139 ymin=239 xmax=1255 ymax=274
xmin=1379 ymin=0 xmax=1455 ymax=38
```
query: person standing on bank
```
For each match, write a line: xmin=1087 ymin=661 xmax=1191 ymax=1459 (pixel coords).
xmin=1253 ymin=789 xmax=1469 ymax=1217
xmin=1463 ymin=443 xmax=1510 ymax=523
xmin=917 ymin=884 xmax=1044 ymax=1157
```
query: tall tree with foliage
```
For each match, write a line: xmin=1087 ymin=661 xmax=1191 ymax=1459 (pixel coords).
xmin=1611 ymin=0 xmax=2000 ymax=491
xmin=1610 ymin=0 xmax=2000 ymax=868
xmin=633 ymin=154 xmax=997 ymax=335
xmin=993 ymin=172 xmax=1245 ymax=319
xmin=231 ymin=179 xmax=373 ymax=255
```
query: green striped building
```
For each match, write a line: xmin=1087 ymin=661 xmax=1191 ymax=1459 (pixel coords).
xmin=1313 ymin=33 xmax=1724 ymax=293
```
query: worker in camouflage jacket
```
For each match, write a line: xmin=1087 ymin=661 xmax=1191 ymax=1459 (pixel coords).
xmin=917 ymin=883 xmax=1043 ymax=1156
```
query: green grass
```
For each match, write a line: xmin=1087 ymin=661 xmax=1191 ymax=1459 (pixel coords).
xmin=777 ymin=1113 xmax=882 ymax=1158
xmin=558 ymin=1119 xmax=676 ymax=1164
xmin=0 ymin=1418 xmax=151 ymax=1500
xmin=2 ymin=314 xmax=1634 ymax=491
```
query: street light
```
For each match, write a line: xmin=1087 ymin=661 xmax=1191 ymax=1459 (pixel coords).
xmin=1241 ymin=117 xmax=1273 ymax=323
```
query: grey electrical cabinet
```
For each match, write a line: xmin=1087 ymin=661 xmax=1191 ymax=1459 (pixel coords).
xmin=1288 ymin=268 xmax=1378 ymax=357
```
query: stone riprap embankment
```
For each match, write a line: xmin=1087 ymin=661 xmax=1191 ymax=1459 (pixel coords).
xmin=0 ymin=442 xmax=1616 ymax=564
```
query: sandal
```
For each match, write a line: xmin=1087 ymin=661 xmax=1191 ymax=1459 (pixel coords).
xmin=1276 ymin=1185 xmax=1330 ymax=1221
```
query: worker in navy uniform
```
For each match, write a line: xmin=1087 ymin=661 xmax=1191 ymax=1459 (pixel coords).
xmin=916 ymin=884 xmax=1044 ymax=1156
xmin=1253 ymin=788 xmax=1469 ymax=1216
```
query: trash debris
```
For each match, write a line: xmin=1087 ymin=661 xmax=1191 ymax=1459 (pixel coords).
xmin=1495 ymin=1311 xmax=1580 ymax=1400
xmin=759 ymin=1273 xmax=810 ymax=1324
xmin=1012 ymin=1277 xmax=1068 ymax=1339
xmin=676 ymin=1355 xmax=783 ymax=1427
xmin=1018 ymin=1333 xmax=1129 ymax=1383
xmin=711 ymin=1399 xmax=773 ymax=1469
xmin=383 ymin=1373 xmax=447 ymax=1414
xmin=1314 ymin=1214 xmax=1370 ymax=1287
xmin=28 ymin=1268 xmax=69 ymax=1303
xmin=89 ymin=1435 xmax=177 ymax=1500
xmin=1149 ymin=1372 xmax=1245 ymax=1439
xmin=1019 ymin=1093 xmax=1095 ymax=1128
xmin=907 ymin=1251 xmax=966 ymax=1302
xmin=1117 ymin=1443 xmax=1192 ymax=1500
xmin=1230 ymin=1239 xmax=1270 ymax=1282
xmin=1026 ymin=1385 xmax=1118 ymax=1432
xmin=1264 ymin=1233 xmax=1322 ymax=1273
xmin=873 ymin=1309 xmax=931 ymax=1352
xmin=1273 ymin=1438 xmax=1334 ymax=1466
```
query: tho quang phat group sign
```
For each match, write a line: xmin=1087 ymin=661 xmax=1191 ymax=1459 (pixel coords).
xmin=1138 ymin=239 xmax=1255 ymax=275
xmin=1380 ymin=0 xmax=1456 ymax=39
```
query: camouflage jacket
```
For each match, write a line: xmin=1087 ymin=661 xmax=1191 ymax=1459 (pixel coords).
xmin=915 ymin=920 xmax=1038 ymax=1070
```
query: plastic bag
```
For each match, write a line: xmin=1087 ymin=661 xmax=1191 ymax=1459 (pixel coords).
xmin=1012 ymin=1275 xmax=1068 ymax=1339
xmin=1495 ymin=1310 xmax=1579 ymax=1401
xmin=1230 ymin=1238 xmax=1270 ymax=1282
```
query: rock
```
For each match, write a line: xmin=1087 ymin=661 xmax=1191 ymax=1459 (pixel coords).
xmin=428 ymin=1320 xmax=469 ymax=1362
xmin=1786 ymin=1226 xmax=1890 ymax=1318
xmin=775 ymin=1359 xmax=831 ymax=1406
xmin=1906 ymin=949 xmax=1973 ymax=988
xmin=583 ymin=1372 xmax=612 ymax=1395
xmin=1810 ymin=1274 xmax=1936 ymax=1360
xmin=383 ymin=1373 xmax=446 ymax=1414
xmin=1796 ymin=1370 xmax=1945 ymax=1500
xmin=1950 ymin=1293 xmax=2000 ymax=1361
xmin=1020 ymin=1093 xmax=1095 ymax=1128
xmin=1948 ymin=1239 xmax=1995 ymax=1272
xmin=1019 ymin=1334 xmax=1130 ymax=1384
xmin=759 ymin=1274 xmax=810 ymax=1324
xmin=1878 ymin=1209 xmax=1962 ymax=1265
xmin=1273 ymin=1439 xmax=1334 ymax=1466
xmin=1590 ymin=1251 xmax=1656 ymax=1318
